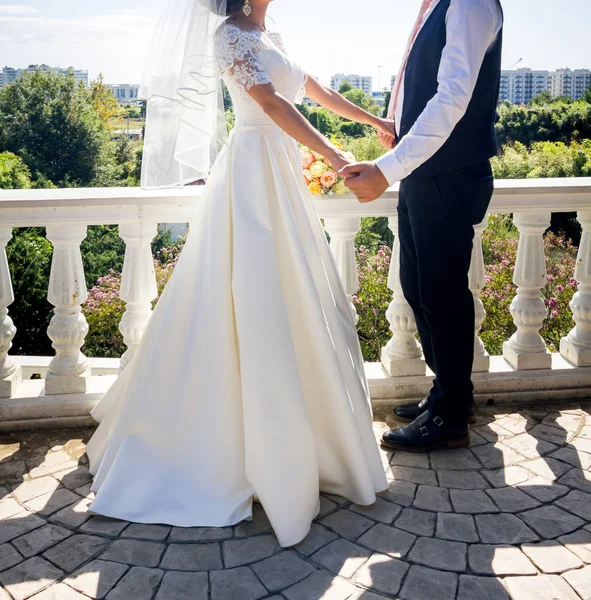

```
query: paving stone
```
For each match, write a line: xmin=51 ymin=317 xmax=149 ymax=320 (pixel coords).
xmin=387 ymin=466 xmax=437 ymax=486
xmin=475 ymin=514 xmax=538 ymax=544
xmin=558 ymin=529 xmax=591 ymax=563
xmin=310 ymin=539 xmax=370 ymax=578
xmin=155 ymin=571 xmax=208 ymax=600
xmin=25 ymin=489 xmax=81 ymax=517
xmin=209 ymin=567 xmax=265 ymax=600
xmin=481 ymin=465 xmax=533 ymax=488
xmin=472 ymin=442 xmax=526 ymax=470
xmin=251 ymin=551 xmax=314 ymax=592
xmin=0 ymin=497 xmax=24 ymax=520
xmin=349 ymin=497 xmax=401 ymax=524
xmin=65 ymin=559 xmax=128 ymax=599
xmin=468 ymin=545 xmax=537 ymax=575
xmin=484 ymin=487 xmax=541 ymax=512
xmin=320 ymin=510 xmax=373 ymax=541
xmin=12 ymin=524 xmax=72 ymax=558
xmin=413 ymin=485 xmax=451 ymax=513
xmin=48 ymin=497 xmax=92 ymax=529
xmin=473 ymin=424 xmax=512 ymax=443
xmin=550 ymin=447 xmax=591 ymax=470
xmin=519 ymin=505 xmax=584 ymax=538
xmin=159 ymin=543 xmax=222 ymax=571
xmin=390 ymin=450 xmax=429 ymax=469
xmin=395 ymin=508 xmax=436 ymax=537
xmin=0 ymin=460 xmax=26 ymax=483
xmin=494 ymin=416 xmax=534 ymax=435
xmin=449 ymin=489 xmax=499 ymax=514
xmin=378 ymin=480 xmax=416 ymax=507
xmin=504 ymin=574 xmax=580 ymax=600
xmin=563 ymin=565 xmax=591 ymax=600
xmin=0 ymin=543 xmax=23 ymax=572
xmin=29 ymin=583 xmax=89 ymax=599
xmin=223 ymin=535 xmax=280 ymax=568
xmin=555 ymin=489 xmax=591 ymax=520
xmin=293 ymin=524 xmax=337 ymax=556
xmin=322 ymin=493 xmax=349 ymax=507
xmin=106 ymin=566 xmax=163 ymax=600
xmin=0 ymin=557 xmax=64 ymax=600
xmin=572 ymin=437 xmax=591 ymax=455
xmin=317 ymin=496 xmax=338 ymax=518
xmin=28 ymin=451 xmax=79 ymax=479
xmin=523 ymin=457 xmax=572 ymax=481
xmin=517 ymin=475 xmax=570 ymax=502
xmin=12 ymin=477 xmax=61 ymax=503
xmin=43 ymin=534 xmax=109 ymax=573
xmin=437 ymin=470 xmax=488 ymax=489
xmin=357 ymin=523 xmax=416 ymax=558
xmin=168 ymin=526 xmax=232 ymax=542
xmin=428 ymin=449 xmax=481 ymax=470
xmin=0 ymin=510 xmax=46 ymax=544
xmin=542 ymin=412 xmax=583 ymax=432
xmin=234 ymin=504 xmax=273 ymax=538
xmin=100 ymin=539 xmax=166 ymax=568
xmin=52 ymin=466 xmax=93 ymax=491
xmin=502 ymin=433 xmax=558 ymax=459
xmin=120 ymin=524 xmax=170 ymax=541
xmin=457 ymin=575 xmax=509 ymax=600
xmin=528 ymin=424 xmax=571 ymax=445
xmin=284 ymin=571 xmax=357 ymax=600
xmin=435 ymin=513 xmax=478 ymax=543
xmin=558 ymin=467 xmax=591 ymax=493
xmin=407 ymin=537 xmax=466 ymax=572
xmin=348 ymin=590 xmax=393 ymax=600
xmin=79 ymin=516 xmax=129 ymax=537
xmin=399 ymin=565 xmax=458 ymax=600
xmin=521 ymin=540 xmax=583 ymax=574
xmin=355 ymin=552 xmax=410 ymax=596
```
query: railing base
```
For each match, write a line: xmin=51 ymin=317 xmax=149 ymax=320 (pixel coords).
xmin=502 ymin=342 xmax=553 ymax=370
xmin=0 ymin=366 xmax=22 ymax=398
xmin=0 ymin=355 xmax=590 ymax=430
xmin=561 ymin=336 xmax=591 ymax=367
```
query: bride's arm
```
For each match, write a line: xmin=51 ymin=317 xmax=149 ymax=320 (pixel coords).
xmin=304 ymin=77 xmax=395 ymax=138
xmin=248 ymin=84 xmax=352 ymax=171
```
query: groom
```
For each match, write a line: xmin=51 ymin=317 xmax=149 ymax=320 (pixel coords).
xmin=342 ymin=0 xmax=503 ymax=452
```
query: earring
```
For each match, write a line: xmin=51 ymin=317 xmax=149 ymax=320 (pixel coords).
xmin=243 ymin=0 xmax=252 ymax=16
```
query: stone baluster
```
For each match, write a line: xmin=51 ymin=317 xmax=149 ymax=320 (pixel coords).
xmin=381 ymin=215 xmax=425 ymax=377
xmin=561 ymin=210 xmax=591 ymax=366
xmin=470 ymin=219 xmax=490 ymax=372
xmin=324 ymin=217 xmax=361 ymax=324
xmin=118 ymin=221 xmax=159 ymax=371
xmin=45 ymin=224 xmax=91 ymax=394
xmin=0 ymin=226 xmax=22 ymax=397
xmin=503 ymin=212 xmax=552 ymax=370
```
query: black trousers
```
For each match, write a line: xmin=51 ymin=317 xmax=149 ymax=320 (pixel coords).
xmin=397 ymin=161 xmax=494 ymax=425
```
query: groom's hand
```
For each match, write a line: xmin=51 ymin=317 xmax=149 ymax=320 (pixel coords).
xmin=339 ymin=162 xmax=390 ymax=203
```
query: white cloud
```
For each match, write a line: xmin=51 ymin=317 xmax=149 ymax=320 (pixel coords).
xmin=0 ymin=4 xmax=38 ymax=14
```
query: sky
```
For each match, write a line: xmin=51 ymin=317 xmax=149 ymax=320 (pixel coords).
xmin=1 ymin=0 xmax=590 ymax=88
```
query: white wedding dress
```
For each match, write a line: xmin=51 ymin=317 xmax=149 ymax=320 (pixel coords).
xmin=87 ymin=22 xmax=388 ymax=548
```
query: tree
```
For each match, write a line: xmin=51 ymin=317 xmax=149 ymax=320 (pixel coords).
xmin=0 ymin=153 xmax=32 ymax=189
xmin=529 ymin=91 xmax=553 ymax=106
xmin=582 ymin=85 xmax=591 ymax=104
xmin=339 ymin=81 xmax=353 ymax=94
xmin=0 ymin=69 xmax=109 ymax=186
xmin=91 ymin=74 xmax=121 ymax=125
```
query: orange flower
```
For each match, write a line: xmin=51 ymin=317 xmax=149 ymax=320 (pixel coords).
xmin=320 ymin=170 xmax=338 ymax=188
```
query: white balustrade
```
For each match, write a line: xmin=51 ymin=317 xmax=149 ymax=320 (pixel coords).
xmin=381 ymin=215 xmax=425 ymax=377
xmin=118 ymin=221 xmax=159 ymax=371
xmin=503 ymin=212 xmax=553 ymax=370
xmin=561 ymin=210 xmax=591 ymax=366
xmin=45 ymin=224 xmax=91 ymax=394
xmin=0 ymin=226 xmax=21 ymax=397
xmin=324 ymin=217 xmax=361 ymax=324
xmin=470 ymin=219 xmax=490 ymax=372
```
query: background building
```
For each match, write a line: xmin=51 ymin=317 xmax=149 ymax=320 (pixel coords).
xmin=330 ymin=73 xmax=372 ymax=95
xmin=499 ymin=68 xmax=549 ymax=104
xmin=109 ymin=84 xmax=141 ymax=104
xmin=549 ymin=68 xmax=591 ymax=100
xmin=0 ymin=65 xmax=88 ymax=88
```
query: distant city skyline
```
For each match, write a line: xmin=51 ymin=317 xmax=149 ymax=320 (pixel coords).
xmin=0 ymin=0 xmax=590 ymax=88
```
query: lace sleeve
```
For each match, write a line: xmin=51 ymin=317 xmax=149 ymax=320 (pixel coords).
xmin=215 ymin=24 xmax=272 ymax=91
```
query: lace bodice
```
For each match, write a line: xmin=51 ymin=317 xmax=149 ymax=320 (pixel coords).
xmin=214 ymin=23 xmax=308 ymax=125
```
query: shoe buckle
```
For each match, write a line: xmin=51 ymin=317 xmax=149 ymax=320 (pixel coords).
xmin=420 ymin=426 xmax=429 ymax=437
xmin=433 ymin=416 xmax=444 ymax=427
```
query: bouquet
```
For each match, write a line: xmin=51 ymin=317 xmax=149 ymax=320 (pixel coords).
xmin=300 ymin=146 xmax=354 ymax=197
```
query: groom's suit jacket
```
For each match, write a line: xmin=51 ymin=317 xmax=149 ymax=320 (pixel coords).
xmin=377 ymin=0 xmax=503 ymax=182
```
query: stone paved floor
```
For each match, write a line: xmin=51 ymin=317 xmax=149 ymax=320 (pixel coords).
xmin=1 ymin=403 xmax=591 ymax=600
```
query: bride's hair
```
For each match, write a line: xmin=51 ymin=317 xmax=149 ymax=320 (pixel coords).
xmin=203 ymin=0 xmax=243 ymax=15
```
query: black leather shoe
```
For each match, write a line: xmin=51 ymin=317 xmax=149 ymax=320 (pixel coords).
xmin=381 ymin=410 xmax=470 ymax=452
xmin=394 ymin=399 xmax=477 ymax=425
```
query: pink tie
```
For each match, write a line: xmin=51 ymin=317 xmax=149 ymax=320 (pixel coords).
xmin=387 ymin=0 xmax=433 ymax=120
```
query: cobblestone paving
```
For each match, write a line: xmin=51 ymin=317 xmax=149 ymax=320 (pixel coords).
xmin=1 ymin=403 xmax=591 ymax=599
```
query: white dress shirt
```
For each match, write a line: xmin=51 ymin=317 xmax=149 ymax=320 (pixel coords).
xmin=376 ymin=0 xmax=503 ymax=185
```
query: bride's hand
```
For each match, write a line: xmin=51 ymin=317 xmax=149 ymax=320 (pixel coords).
xmin=327 ymin=148 xmax=354 ymax=172
xmin=373 ymin=117 xmax=396 ymax=139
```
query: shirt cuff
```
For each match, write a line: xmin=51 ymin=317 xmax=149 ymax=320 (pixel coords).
xmin=375 ymin=151 xmax=406 ymax=186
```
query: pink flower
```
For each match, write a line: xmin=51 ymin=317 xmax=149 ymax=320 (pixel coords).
xmin=320 ymin=170 xmax=338 ymax=188
xmin=301 ymin=152 xmax=315 ymax=170
xmin=557 ymin=285 xmax=564 ymax=293
xmin=552 ymin=310 xmax=559 ymax=318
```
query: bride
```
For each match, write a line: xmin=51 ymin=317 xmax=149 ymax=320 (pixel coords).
xmin=87 ymin=0 xmax=393 ymax=547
